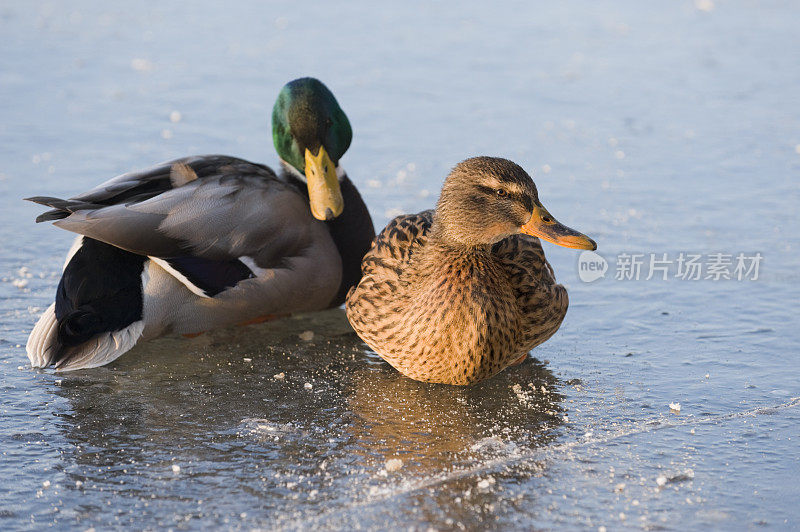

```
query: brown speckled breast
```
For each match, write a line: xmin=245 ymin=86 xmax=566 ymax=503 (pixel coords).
xmin=345 ymin=210 xmax=568 ymax=385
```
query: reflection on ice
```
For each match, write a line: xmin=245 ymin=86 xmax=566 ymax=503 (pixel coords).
xmin=44 ymin=309 xmax=572 ymax=527
xmin=346 ymin=357 xmax=564 ymax=473
xmin=38 ymin=308 xmax=800 ymax=529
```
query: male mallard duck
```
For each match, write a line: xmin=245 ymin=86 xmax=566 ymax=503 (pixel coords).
xmin=345 ymin=157 xmax=595 ymax=385
xmin=26 ymin=77 xmax=375 ymax=370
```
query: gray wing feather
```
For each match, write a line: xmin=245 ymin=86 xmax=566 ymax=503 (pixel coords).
xmin=54 ymin=176 xmax=314 ymax=263
xmin=47 ymin=157 xmax=314 ymax=264
xmin=69 ymin=155 xmax=269 ymax=204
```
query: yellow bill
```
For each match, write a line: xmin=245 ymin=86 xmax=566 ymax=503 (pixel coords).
xmin=520 ymin=204 xmax=597 ymax=250
xmin=304 ymin=146 xmax=344 ymax=221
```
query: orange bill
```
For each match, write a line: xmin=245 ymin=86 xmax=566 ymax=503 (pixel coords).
xmin=520 ymin=204 xmax=597 ymax=250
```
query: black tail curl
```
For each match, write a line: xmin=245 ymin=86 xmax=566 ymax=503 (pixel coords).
xmin=51 ymin=238 xmax=146 ymax=366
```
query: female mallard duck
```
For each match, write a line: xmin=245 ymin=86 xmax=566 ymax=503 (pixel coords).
xmin=345 ymin=157 xmax=595 ymax=385
xmin=26 ymin=77 xmax=375 ymax=371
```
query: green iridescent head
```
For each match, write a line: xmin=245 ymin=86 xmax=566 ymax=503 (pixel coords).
xmin=272 ymin=78 xmax=352 ymax=220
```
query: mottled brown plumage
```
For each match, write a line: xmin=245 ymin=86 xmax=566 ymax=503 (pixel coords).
xmin=346 ymin=157 xmax=595 ymax=385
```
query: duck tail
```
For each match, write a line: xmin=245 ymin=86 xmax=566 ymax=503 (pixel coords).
xmin=25 ymin=196 xmax=99 ymax=223
xmin=26 ymin=303 xmax=146 ymax=371
xmin=52 ymin=321 xmax=146 ymax=371
xmin=26 ymin=237 xmax=149 ymax=371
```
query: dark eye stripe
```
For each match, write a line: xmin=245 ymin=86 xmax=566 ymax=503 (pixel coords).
xmin=513 ymin=193 xmax=533 ymax=212
xmin=476 ymin=185 xmax=532 ymax=211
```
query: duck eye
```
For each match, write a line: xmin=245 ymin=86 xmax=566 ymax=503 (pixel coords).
xmin=495 ymin=189 xmax=507 ymax=197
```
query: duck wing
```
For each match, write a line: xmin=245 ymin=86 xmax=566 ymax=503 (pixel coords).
xmin=358 ymin=210 xmax=434 ymax=279
xmin=27 ymin=156 xmax=325 ymax=297
xmin=31 ymin=155 xmax=259 ymax=221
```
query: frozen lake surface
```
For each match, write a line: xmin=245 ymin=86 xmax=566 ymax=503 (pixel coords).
xmin=1 ymin=1 xmax=799 ymax=529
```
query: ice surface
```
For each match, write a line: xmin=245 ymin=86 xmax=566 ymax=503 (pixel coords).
xmin=1 ymin=0 xmax=799 ymax=530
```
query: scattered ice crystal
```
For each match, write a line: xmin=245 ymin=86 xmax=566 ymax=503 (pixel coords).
xmin=42 ymin=480 xmax=51 ymax=488
xmin=243 ymin=358 xmax=252 ymax=362
xmin=12 ymin=278 xmax=28 ymax=289
xmin=161 ymin=129 xmax=173 ymax=139
xmin=477 ymin=476 xmax=495 ymax=490
xmin=172 ymin=464 xmax=181 ymax=473
xmin=656 ymin=476 xmax=667 ymax=487
xmin=304 ymin=382 xmax=313 ymax=390
xmin=511 ymin=384 xmax=533 ymax=405
xmin=669 ymin=402 xmax=681 ymax=413
xmin=169 ymin=110 xmax=182 ymax=123
xmin=299 ymin=330 xmax=314 ymax=341
xmin=384 ymin=458 xmax=403 ymax=472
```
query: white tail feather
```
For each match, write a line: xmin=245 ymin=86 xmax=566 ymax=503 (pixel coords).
xmin=26 ymin=302 xmax=146 ymax=371
xmin=54 ymin=321 xmax=145 ymax=371
xmin=26 ymin=303 xmax=59 ymax=368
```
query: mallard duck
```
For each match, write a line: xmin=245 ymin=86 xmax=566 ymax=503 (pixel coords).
xmin=26 ymin=77 xmax=375 ymax=371
xmin=345 ymin=156 xmax=595 ymax=385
